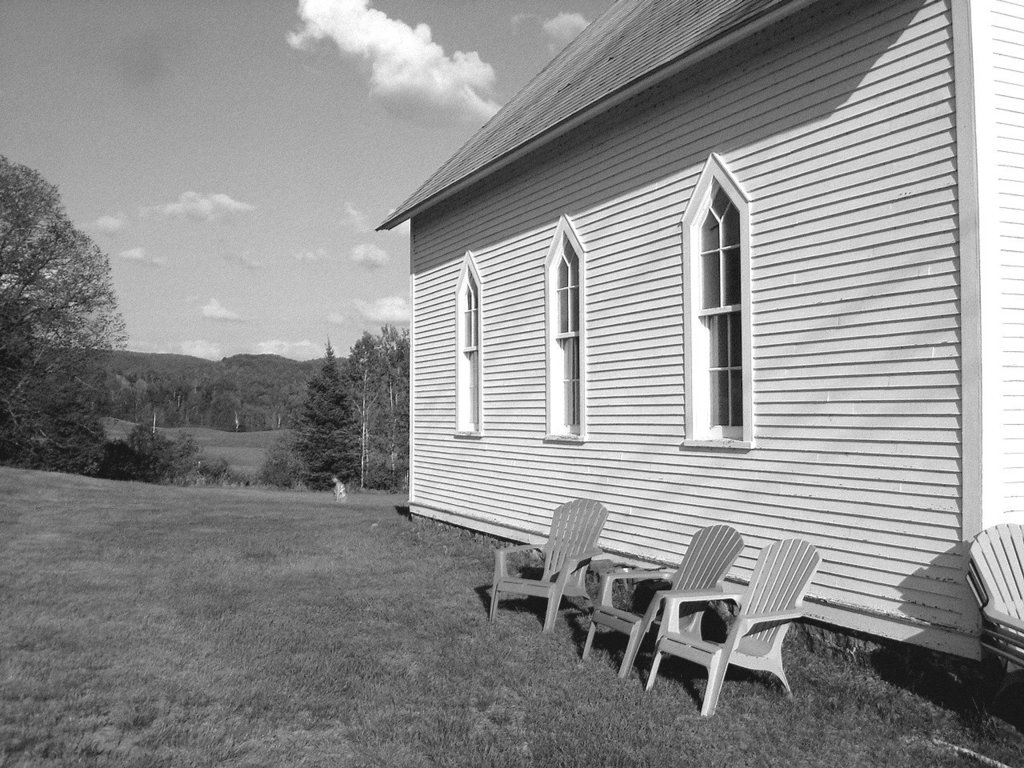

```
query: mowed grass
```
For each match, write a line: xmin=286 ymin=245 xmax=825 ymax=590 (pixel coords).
xmin=2 ymin=467 xmax=1023 ymax=768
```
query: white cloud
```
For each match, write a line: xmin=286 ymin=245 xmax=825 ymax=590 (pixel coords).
xmin=350 ymin=242 xmax=389 ymax=268
xmin=143 ymin=191 xmax=255 ymax=222
xmin=93 ymin=213 xmax=128 ymax=236
xmin=252 ymin=339 xmax=322 ymax=360
xmin=542 ymin=12 xmax=590 ymax=50
xmin=179 ymin=340 xmax=223 ymax=360
xmin=293 ymin=247 xmax=332 ymax=262
xmin=223 ymin=251 xmax=262 ymax=269
xmin=289 ymin=0 xmax=500 ymax=123
xmin=327 ymin=311 xmax=348 ymax=325
xmin=118 ymin=247 xmax=166 ymax=266
xmin=202 ymin=298 xmax=242 ymax=321
xmin=354 ymin=295 xmax=409 ymax=324
xmin=343 ymin=201 xmax=371 ymax=232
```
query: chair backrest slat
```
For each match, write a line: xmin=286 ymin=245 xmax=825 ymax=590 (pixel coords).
xmin=970 ymin=524 xmax=1024 ymax=621
xmin=672 ymin=524 xmax=744 ymax=591
xmin=741 ymin=538 xmax=820 ymax=646
xmin=542 ymin=498 xmax=609 ymax=580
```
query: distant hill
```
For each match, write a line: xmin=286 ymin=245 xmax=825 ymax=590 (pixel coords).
xmin=98 ymin=350 xmax=321 ymax=432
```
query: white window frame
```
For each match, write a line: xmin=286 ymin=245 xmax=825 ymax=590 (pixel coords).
xmin=455 ymin=252 xmax=483 ymax=435
xmin=682 ymin=154 xmax=754 ymax=448
xmin=545 ymin=216 xmax=587 ymax=441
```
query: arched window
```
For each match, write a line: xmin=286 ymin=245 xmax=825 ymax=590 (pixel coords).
xmin=682 ymin=154 xmax=753 ymax=446
xmin=545 ymin=216 xmax=586 ymax=438
xmin=456 ymin=253 xmax=482 ymax=433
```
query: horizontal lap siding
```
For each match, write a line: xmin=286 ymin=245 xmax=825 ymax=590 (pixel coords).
xmin=410 ymin=0 xmax=968 ymax=640
xmin=994 ymin=0 xmax=1024 ymax=515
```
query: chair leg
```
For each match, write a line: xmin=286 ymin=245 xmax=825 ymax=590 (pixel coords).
xmin=581 ymin=621 xmax=598 ymax=661
xmin=645 ymin=651 xmax=663 ymax=691
xmin=489 ymin=581 xmax=500 ymax=622
xmin=700 ymin=654 xmax=727 ymax=717
xmin=542 ymin=594 xmax=561 ymax=633
xmin=617 ymin=623 xmax=645 ymax=679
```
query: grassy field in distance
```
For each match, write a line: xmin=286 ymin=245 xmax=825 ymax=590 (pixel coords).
xmin=102 ymin=418 xmax=289 ymax=477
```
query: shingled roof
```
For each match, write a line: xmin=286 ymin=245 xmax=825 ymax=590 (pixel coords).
xmin=379 ymin=0 xmax=813 ymax=230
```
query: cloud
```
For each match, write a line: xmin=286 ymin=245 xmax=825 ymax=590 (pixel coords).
xmin=350 ymin=242 xmax=389 ymax=268
xmin=252 ymin=339 xmax=322 ymax=360
xmin=289 ymin=0 xmax=500 ymax=123
xmin=541 ymin=12 xmax=590 ymax=48
xmin=118 ymin=247 xmax=166 ymax=266
xmin=143 ymin=191 xmax=255 ymax=222
xmin=513 ymin=12 xmax=591 ymax=53
xmin=179 ymin=340 xmax=223 ymax=360
xmin=93 ymin=213 xmax=129 ymax=236
xmin=343 ymin=201 xmax=371 ymax=232
xmin=327 ymin=311 xmax=348 ymax=325
xmin=354 ymin=295 xmax=409 ymax=324
xmin=293 ymin=247 xmax=332 ymax=262
xmin=223 ymin=251 xmax=262 ymax=269
xmin=202 ymin=298 xmax=242 ymax=322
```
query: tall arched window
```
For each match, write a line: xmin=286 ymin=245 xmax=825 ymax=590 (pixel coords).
xmin=456 ymin=253 xmax=482 ymax=433
xmin=545 ymin=216 xmax=586 ymax=439
xmin=682 ymin=154 xmax=753 ymax=446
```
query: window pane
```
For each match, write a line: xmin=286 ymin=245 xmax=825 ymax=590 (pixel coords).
xmin=702 ymin=251 xmax=720 ymax=309
xmin=701 ymin=209 xmax=719 ymax=253
xmin=712 ymin=186 xmax=731 ymax=218
xmin=722 ymin=249 xmax=740 ymax=306
xmin=710 ymin=314 xmax=728 ymax=368
xmin=722 ymin=202 xmax=740 ymax=247
xmin=558 ymin=254 xmax=569 ymax=289
xmin=568 ymin=284 xmax=579 ymax=333
xmin=729 ymin=369 xmax=743 ymax=427
xmin=728 ymin=311 xmax=742 ymax=366
xmin=561 ymin=336 xmax=580 ymax=429
xmin=710 ymin=369 xmax=730 ymax=427
xmin=466 ymin=349 xmax=479 ymax=429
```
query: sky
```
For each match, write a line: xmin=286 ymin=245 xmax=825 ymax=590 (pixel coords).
xmin=0 ymin=0 xmax=614 ymax=361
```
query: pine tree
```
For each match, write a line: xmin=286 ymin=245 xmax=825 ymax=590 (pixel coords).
xmin=291 ymin=343 xmax=357 ymax=489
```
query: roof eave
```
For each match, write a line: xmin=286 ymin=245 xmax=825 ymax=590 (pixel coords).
xmin=376 ymin=0 xmax=818 ymax=232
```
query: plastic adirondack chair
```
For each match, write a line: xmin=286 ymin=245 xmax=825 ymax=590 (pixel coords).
xmin=968 ymin=523 xmax=1024 ymax=698
xmin=645 ymin=537 xmax=820 ymax=716
xmin=490 ymin=498 xmax=609 ymax=633
xmin=581 ymin=524 xmax=744 ymax=678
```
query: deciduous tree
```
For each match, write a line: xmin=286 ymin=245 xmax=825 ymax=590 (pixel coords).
xmin=0 ymin=156 xmax=125 ymax=472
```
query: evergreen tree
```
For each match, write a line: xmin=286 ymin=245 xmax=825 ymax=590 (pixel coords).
xmin=291 ymin=343 xmax=357 ymax=489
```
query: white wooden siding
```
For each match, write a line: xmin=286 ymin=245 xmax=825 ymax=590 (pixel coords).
xmin=994 ymin=0 xmax=1024 ymax=515
xmin=409 ymin=0 xmax=971 ymax=650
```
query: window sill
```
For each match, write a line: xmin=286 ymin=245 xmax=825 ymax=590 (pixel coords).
xmin=544 ymin=433 xmax=585 ymax=445
xmin=454 ymin=431 xmax=483 ymax=440
xmin=680 ymin=438 xmax=754 ymax=451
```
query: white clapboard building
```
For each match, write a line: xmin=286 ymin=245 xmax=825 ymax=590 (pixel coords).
xmin=379 ymin=0 xmax=1024 ymax=657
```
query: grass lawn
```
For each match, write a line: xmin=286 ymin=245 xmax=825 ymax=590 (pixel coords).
xmin=2 ymin=467 xmax=1022 ymax=767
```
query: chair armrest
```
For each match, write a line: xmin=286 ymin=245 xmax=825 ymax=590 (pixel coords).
xmin=659 ymin=585 xmax=746 ymax=634
xmin=596 ymin=568 xmax=676 ymax=606
xmin=736 ymin=609 xmax=805 ymax=632
xmin=982 ymin=607 xmax=1024 ymax=635
xmin=493 ymin=543 xmax=541 ymax=580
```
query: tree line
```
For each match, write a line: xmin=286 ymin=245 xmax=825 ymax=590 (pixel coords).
xmin=100 ymin=351 xmax=317 ymax=433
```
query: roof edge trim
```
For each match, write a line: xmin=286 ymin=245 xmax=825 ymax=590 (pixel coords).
xmin=377 ymin=0 xmax=818 ymax=231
